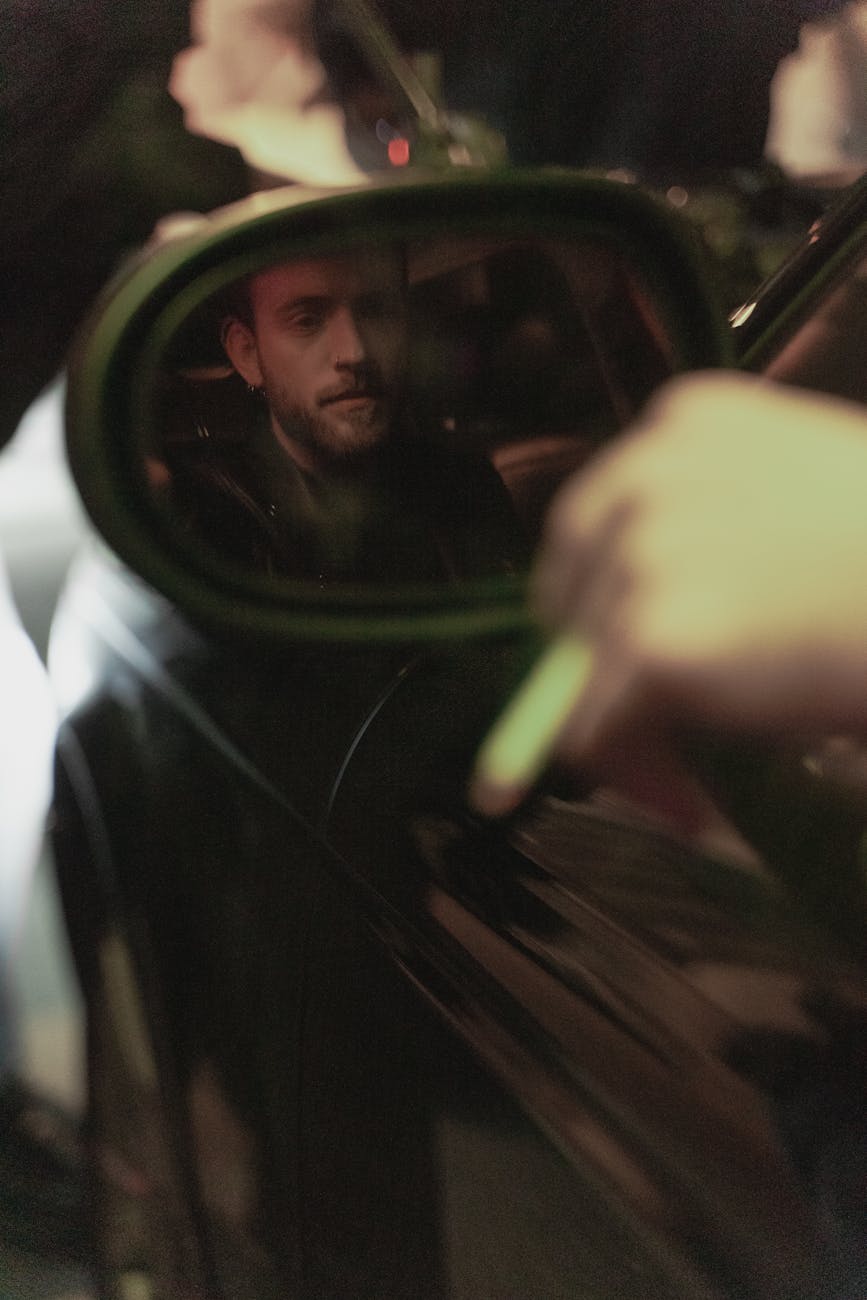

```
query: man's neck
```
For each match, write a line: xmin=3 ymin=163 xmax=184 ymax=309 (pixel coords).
xmin=269 ymin=414 xmax=397 ymax=483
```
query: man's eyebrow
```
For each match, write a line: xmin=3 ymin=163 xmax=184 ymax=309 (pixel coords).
xmin=274 ymin=294 xmax=333 ymax=319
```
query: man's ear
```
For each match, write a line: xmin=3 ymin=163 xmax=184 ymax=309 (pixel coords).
xmin=222 ymin=318 xmax=264 ymax=388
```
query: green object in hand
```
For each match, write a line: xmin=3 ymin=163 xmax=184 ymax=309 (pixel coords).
xmin=470 ymin=636 xmax=593 ymax=817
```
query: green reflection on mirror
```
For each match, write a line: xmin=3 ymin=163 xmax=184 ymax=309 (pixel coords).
xmin=143 ymin=233 xmax=677 ymax=587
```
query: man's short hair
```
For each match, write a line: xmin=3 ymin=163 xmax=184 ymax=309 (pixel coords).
xmin=219 ymin=244 xmax=409 ymax=354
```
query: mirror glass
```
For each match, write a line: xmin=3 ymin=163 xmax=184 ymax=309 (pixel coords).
xmin=141 ymin=233 xmax=680 ymax=587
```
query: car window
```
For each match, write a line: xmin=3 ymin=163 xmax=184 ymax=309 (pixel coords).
xmin=763 ymin=245 xmax=867 ymax=405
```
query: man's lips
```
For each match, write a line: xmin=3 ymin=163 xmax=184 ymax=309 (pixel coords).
xmin=319 ymin=387 xmax=383 ymax=408
xmin=326 ymin=394 xmax=377 ymax=408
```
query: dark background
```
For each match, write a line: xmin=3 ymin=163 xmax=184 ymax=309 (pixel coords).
xmin=0 ymin=0 xmax=846 ymax=447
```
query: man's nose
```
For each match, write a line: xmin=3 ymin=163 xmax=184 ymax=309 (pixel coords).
xmin=330 ymin=305 xmax=366 ymax=365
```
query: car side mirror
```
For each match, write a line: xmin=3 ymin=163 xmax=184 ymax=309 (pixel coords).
xmin=66 ymin=171 xmax=731 ymax=641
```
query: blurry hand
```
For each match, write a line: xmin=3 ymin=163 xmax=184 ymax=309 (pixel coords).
xmin=171 ymin=0 xmax=364 ymax=185
xmin=472 ymin=373 xmax=867 ymax=826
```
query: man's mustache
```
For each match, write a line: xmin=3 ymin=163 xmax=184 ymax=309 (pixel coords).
xmin=318 ymin=367 xmax=386 ymax=406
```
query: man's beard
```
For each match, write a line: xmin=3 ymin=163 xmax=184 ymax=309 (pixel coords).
xmin=268 ymin=382 xmax=395 ymax=469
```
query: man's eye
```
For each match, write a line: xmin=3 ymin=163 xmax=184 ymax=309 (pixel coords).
xmin=287 ymin=311 xmax=325 ymax=334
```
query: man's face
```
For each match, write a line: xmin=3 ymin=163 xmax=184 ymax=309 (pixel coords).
xmin=224 ymin=248 xmax=407 ymax=470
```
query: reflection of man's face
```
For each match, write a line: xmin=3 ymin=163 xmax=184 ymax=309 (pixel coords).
xmin=224 ymin=248 xmax=407 ymax=472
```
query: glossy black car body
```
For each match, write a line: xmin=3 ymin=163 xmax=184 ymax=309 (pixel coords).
xmin=50 ymin=172 xmax=867 ymax=1299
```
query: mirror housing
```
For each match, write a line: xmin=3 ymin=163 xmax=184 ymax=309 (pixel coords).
xmin=66 ymin=171 xmax=732 ymax=641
